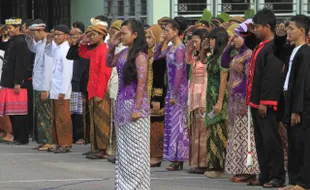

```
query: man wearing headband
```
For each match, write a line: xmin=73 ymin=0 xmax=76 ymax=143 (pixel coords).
xmin=0 ymin=17 xmax=31 ymax=145
xmin=79 ymin=24 xmax=112 ymax=159
xmin=25 ymin=19 xmax=54 ymax=151
xmin=45 ymin=24 xmax=74 ymax=153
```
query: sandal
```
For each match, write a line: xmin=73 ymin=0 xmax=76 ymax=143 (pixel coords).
xmin=75 ymin=139 xmax=85 ymax=145
xmin=263 ymin=179 xmax=285 ymax=188
xmin=166 ymin=162 xmax=183 ymax=171
xmin=248 ymin=179 xmax=263 ymax=186
xmin=32 ymin=144 xmax=44 ymax=150
xmin=38 ymin=144 xmax=53 ymax=151
xmin=231 ymin=175 xmax=256 ymax=183
xmin=54 ymin=147 xmax=71 ymax=153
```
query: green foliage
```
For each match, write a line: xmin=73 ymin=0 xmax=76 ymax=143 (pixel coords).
xmin=244 ymin=9 xmax=255 ymax=19
xmin=217 ymin=12 xmax=230 ymax=22
xmin=200 ymin=8 xmax=212 ymax=22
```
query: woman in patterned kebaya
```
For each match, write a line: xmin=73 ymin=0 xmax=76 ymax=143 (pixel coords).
xmin=154 ymin=16 xmax=189 ymax=171
xmin=222 ymin=22 xmax=259 ymax=183
xmin=106 ymin=19 xmax=150 ymax=190
xmin=185 ymin=28 xmax=209 ymax=174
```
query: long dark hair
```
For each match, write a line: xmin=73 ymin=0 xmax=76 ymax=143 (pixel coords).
xmin=207 ymin=27 xmax=228 ymax=69
xmin=122 ymin=19 xmax=148 ymax=85
xmin=192 ymin=28 xmax=208 ymax=57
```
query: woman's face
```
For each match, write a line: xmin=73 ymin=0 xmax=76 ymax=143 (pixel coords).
xmin=145 ymin=31 xmax=156 ymax=48
xmin=233 ymin=34 xmax=244 ymax=49
xmin=164 ymin=23 xmax=177 ymax=42
xmin=209 ymin=38 xmax=216 ymax=50
xmin=191 ymin=35 xmax=201 ymax=51
xmin=120 ymin=25 xmax=136 ymax=46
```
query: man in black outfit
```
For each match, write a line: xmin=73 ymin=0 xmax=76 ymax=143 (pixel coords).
xmin=246 ymin=9 xmax=285 ymax=188
xmin=0 ymin=17 xmax=31 ymax=145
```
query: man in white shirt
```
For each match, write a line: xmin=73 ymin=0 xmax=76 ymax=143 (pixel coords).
xmin=26 ymin=19 xmax=54 ymax=151
xmin=45 ymin=24 xmax=73 ymax=153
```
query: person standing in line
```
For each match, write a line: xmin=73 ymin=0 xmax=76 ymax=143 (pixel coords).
xmin=67 ymin=22 xmax=88 ymax=145
xmin=107 ymin=19 xmax=150 ymax=190
xmin=154 ymin=16 xmax=189 ymax=171
xmin=200 ymin=27 xmax=229 ymax=179
xmin=0 ymin=17 xmax=31 ymax=145
xmin=278 ymin=15 xmax=310 ymax=190
xmin=25 ymin=19 xmax=54 ymax=151
xmin=145 ymin=24 xmax=167 ymax=167
xmin=185 ymin=28 xmax=209 ymax=174
xmin=221 ymin=22 xmax=259 ymax=183
xmin=0 ymin=24 xmax=13 ymax=143
xmin=45 ymin=24 xmax=73 ymax=153
xmin=245 ymin=9 xmax=285 ymax=187
xmin=106 ymin=19 xmax=126 ymax=164
xmin=79 ymin=24 xmax=112 ymax=159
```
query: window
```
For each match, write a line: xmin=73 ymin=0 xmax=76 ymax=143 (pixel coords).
xmin=219 ymin=0 xmax=252 ymax=15
xmin=173 ymin=0 xmax=211 ymax=16
xmin=260 ymin=0 xmax=296 ymax=15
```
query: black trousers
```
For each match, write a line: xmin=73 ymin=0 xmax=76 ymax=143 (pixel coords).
xmin=287 ymin=124 xmax=310 ymax=188
xmin=72 ymin=114 xmax=84 ymax=142
xmin=251 ymin=107 xmax=285 ymax=183
xmin=22 ymin=79 xmax=34 ymax=137
xmin=10 ymin=115 xmax=29 ymax=144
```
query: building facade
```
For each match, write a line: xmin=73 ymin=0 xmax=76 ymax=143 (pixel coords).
xmin=1 ymin=0 xmax=310 ymax=29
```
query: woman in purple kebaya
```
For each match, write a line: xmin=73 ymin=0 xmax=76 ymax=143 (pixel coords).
xmin=106 ymin=19 xmax=150 ymax=190
xmin=154 ymin=16 xmax=189 ymax=171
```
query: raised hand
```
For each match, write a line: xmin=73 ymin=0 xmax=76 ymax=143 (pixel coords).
xmin=110 ymin=31 xmax=122 ymax=46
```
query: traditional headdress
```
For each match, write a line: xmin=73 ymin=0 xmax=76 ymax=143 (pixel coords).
xmin=91 ymin=25 xmax=108 ymax=36
xmin=5 ymin=18 xmax=22 ymax=25
xmin=90 ymin=18 xmax=108 ymax=27
xmin=111 ymin=20 xmax=123 ymax=31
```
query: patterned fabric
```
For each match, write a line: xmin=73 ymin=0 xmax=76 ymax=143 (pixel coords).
xmin=189 ymin=109 xmax=208 ymax=168
xmin=222 ymin=47 xmax=259 ymax=174
xmin=0 ymin=88 xmax=28 ymax=116
xmin=35 ymin=91 xmax=52 ymax=144
xmin=206 ymin=120 xmax=229 ymax=170
xmin=225 ymin=114 xmax=259 ymax=174
xmin=279 ymin=122 xmax=288 ymax=170
xmin=205 ymin=55 xmax=228 ymax=170
xmin=89 ymin=91 xmax=111 ymax=151
xmin=70 ymin=92 xmax=83 ymax=114
xmin=112 ymin=49 xmax=150 ymax=125
xmin=154 ymin=43 xmax=189 ymax=162
xmin=0 ymin=116 xmax=12 ymax=134
xmin=115 ymin=116 xmax=150 ymax=190
xmin=150 ymin=121 xmax=165 ymax=158
xmin=107 ymin=99 xmax=116 ymax=156
xmin=51 ymin=99 xmax=72 ymax=147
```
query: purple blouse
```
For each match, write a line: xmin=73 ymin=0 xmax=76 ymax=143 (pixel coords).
xmin=107 ymin=47 xmax=150 ymax=125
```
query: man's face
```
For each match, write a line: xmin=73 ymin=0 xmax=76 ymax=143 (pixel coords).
xmin=54 ymin=30 xmax=69 ymax=45
xmin=253 ymin=24 xmax=267 ymax=41
xmin=7 ymin=25 xmax=20 ymax=37
xmin=287 ymin=21 xmax=303 ymax=42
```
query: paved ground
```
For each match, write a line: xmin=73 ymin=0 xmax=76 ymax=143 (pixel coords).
xmin=0 ymin=142 xmax=264 ymax=190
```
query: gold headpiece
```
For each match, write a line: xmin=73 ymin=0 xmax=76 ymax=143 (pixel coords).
xmin=5 ymin=18 xmax=22 ymax=25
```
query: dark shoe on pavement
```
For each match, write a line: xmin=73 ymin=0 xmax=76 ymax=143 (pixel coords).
xmin=107 ymin=156 xmax=116 ymax=164
xmin=263 ymin=179 xmax=285 ymax=188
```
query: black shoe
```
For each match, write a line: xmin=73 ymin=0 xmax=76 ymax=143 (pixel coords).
xmin=263 ymin=179 xmax=285 ymax=188
xmin=107 ymin=156 xmax=116 ymax=164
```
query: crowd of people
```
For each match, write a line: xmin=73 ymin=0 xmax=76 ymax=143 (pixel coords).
xmin=0 ymin=7 xmax=310 ymax=190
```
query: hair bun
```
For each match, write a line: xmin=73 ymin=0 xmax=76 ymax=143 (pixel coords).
xmin=174 ymin=16 xmax=188 ymax=33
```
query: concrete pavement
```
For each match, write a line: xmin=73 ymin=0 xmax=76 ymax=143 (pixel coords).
xmin=0 ymin=142 xmax=263 ymax=190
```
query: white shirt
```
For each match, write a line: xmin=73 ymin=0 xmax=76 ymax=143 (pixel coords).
xmin=284 ymin=45 xmax=302 ymax=91
xmin=108 ymin=43 xmax=126 ymax=99
xmin=26 ymin=37 xmax=54 ymax=91
xmin=45 ymin=41 xmax=73 ymax=100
